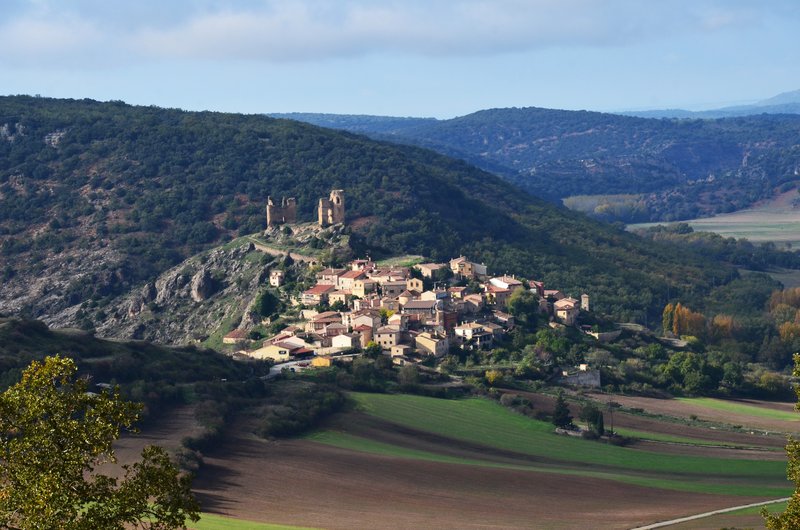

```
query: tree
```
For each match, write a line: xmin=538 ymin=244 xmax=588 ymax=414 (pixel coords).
xmin=551 ymin=390 xmax=573 ymax=428
xmin=579 ymin=403 xmax=605 ymax=436
xmin=0 ymin=356 xmax=199 ymax=529
xmin=764 ymin=354 xmax=800 ymax=528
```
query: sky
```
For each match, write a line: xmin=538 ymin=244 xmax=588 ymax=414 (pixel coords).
xmin=1 ymin=0 xmax=799 ymax=118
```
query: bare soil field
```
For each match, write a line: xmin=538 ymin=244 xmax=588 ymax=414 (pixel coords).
xmin=100 ymin=404 xmax=201 ymax=478
xmin=191 ymin=420 xmax=751 ymax=530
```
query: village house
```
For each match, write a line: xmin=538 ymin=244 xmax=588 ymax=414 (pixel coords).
xmin=485 ymin=284 xmax=512 ymax=309
xmin=397 ymin=290 xmax=417 ymax=306
xmin=406 ymin=277 xmax=424 ymax=292
xmin=381 ymin=280 xmax=408 ymax=298
xmin=415 ymin=331 xmax=449 ymax=357
xmin=492 ymin=310 xmax=515 ymax=330
xmin=269 ymin=270 xmax=285 ymax=288
xmin=317 ymin=268 xmax=346 ymax=285
xmin=462 ymin=293 xmax=485 ymax=313
xmin=402 ymin=299 xmax=441 ymax=319
xmin=391 ymin=344 xmax=412 ymax=358
xmin=489 ymin=275 xmax=525 ymax=291
xmin=420 ymin=289 xmax=449 ymax=302
xmin=554 ymin=297 xmax=580 ymax=326
xmin=328 ymin=290 xmax=350 ymax=307
xmin=416 ymin=262 xmax=447 ymax=278
xmin=301 ymin=284 xmax=336 ymax=306
xmin=351 ymin=279 xmax=377 ymax=298
xmin=305 ymin=311 xmax=342 ymax=333
xmin=375 ymin=325 xmax=403 ymax=349
xmin=331 ymin=332 xmax=360 ymax=350
xmin=353 ymin=294 xmax=381 ymax=311
xmin=343 ymin=309 xmax=379 ymax=330
xmin=454 ymin=322 xmax=494 ymax=348
xmin=222 ymin=328 xmax=249 ymax=345
xmin=323 ymin=322 xmax=347 ymax=338
xmin=350 ymin=259 xmax=375 ymax=271
xmin=388 ymin=312 xmax=409 ymax=330
xmin=448 ymin=286 xmax=468 ymax=299
xmin=311 ymin=356 xmax=333 ymax=367
xmin=337 ymin=269 xmax=366 ymax=291
xmin=545 ymin=289 xmax=566 ymax=301
xmin=530 ymin=280 xmax=545 ymax=297
xmin=450 ymin=256 xmax=488 ymax=279
xmin=354 ymin=324 xmax=373 ymax=347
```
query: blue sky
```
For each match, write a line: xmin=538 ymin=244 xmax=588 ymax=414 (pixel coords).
xmin=1 ymin=0 xmax=798 ymax=118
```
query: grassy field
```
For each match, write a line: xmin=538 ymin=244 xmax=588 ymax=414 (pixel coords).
xmin=309 ymin=430 xmax=785 ymax=496
xmin=192 ymin=514 xmax=315 ymax=530
xmin=349 ymin=393 xmax=786 ymax=481
xmin=675 ymin=397 xmax=799 ymax=422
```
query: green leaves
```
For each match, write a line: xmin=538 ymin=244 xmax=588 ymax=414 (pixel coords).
xmin=0 ymin=355 xmax=198 ymax=529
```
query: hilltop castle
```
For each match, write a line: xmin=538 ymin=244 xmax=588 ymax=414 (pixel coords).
xmin=265 ymin=189 xmax=345 ymax=228
xmin=318 ymin=189 xmax=345 ymax=227
xmin=266 ymin=196 xmax=297 ymax=226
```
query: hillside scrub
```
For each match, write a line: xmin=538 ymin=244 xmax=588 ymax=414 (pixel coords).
xmin=0 ymin=95 xmax=785 ymax=328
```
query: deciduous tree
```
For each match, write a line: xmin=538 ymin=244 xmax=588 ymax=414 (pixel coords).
xmin=0 ymin=356 xmax=199 ymax=529
xmin=764 ymin=354 xmax=800 ymax=528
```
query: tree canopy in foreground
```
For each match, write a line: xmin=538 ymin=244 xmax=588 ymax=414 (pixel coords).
xmin=0 ymin=355 xmax=199 ymax=529
xmin=764 ymin=353 xmax=800 ymax=529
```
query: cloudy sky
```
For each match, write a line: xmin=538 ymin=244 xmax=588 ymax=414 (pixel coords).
xmin=1 ymin=0 xmax=798 ymax=117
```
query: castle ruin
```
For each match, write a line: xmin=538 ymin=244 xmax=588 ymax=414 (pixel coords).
xmin=318 ymin=189 xmax=345 ymax=227
xmin=266 ymin=196 xmax=297 ymax=227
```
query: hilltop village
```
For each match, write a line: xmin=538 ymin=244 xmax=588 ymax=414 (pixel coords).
xmin=224 ymin=190 xmax=593 ymax=371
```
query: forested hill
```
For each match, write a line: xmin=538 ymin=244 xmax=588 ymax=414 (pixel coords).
xmin=277 ymin=108 xmax=800 ymax=223
xmin=0 ymin=95 xmax=773 ymax=330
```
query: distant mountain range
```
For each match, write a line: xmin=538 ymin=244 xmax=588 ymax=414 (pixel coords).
xmin=272 ymin=92 xmax=800 ymax=223
xmin=618 ymin=89 xmax=800 ymax=119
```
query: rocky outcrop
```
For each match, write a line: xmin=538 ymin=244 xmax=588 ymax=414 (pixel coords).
xmin=92 ymin=240 xmax=277 ymax=345
xmin=190 ymin=269 xmax=218 ymax=302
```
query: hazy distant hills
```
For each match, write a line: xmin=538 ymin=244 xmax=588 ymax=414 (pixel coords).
xmin=0 ymin=95 xmax=746 ymax=328
xmin=620 ymin=89 xmax=800 ymax=119
xmin=273 ymin=100 xmax=800 ymax=223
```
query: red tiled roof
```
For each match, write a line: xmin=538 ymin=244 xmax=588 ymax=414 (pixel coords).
xmin=304 ymin=284 xmax=336 ymax=295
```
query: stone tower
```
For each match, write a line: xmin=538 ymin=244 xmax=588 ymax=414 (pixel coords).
xmin=581 ymin=293 xmax=590 ymax=312
xmin=266 ymin=196 xmax=297 ymax=227
xmin=318 ymin=189 xmax=345 ymax=227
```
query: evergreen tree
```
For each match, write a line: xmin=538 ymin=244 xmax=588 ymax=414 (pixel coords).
xmin=551 ymin=390 xmax=573 ymax=428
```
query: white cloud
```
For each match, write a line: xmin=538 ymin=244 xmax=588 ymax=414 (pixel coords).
xmin=0 ymin=0 xmax=793 ymax=66
xmin=0 ymin=14 xmax=105 ymax=65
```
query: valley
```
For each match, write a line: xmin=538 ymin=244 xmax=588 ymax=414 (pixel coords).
xmin=629 ymin=189 xmax=800 ymax=249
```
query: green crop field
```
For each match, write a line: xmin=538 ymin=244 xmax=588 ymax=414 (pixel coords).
xmin=675 ymin=397 xmax=799 ymax=422
xmin=295 ymin=392 xmax=797 ymax=497
xmin=308 ymin=430 xmax=786 ymax=496
xmin=350 ymin=393 xmax=785 ymax=478
xmin=192 ymin=513 xmax=316 ymax=530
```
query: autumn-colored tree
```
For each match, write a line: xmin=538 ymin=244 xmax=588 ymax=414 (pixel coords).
xmin=662 ymin=303 xmax=674 ymax=335
xmin=779 ymin=321 xmax=800 ymax=344
xmin=485 ymin=369 xmax=503 ymax=386
xmin=671 ymin=303 xmax=706 ymax=337
xmin=0 ymin=356 xmax=199 ymax=529
xmin=711 ymin=314 xmax=737 ymax=340
xmin=763 ymin=354 xmax=800 ymax=528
